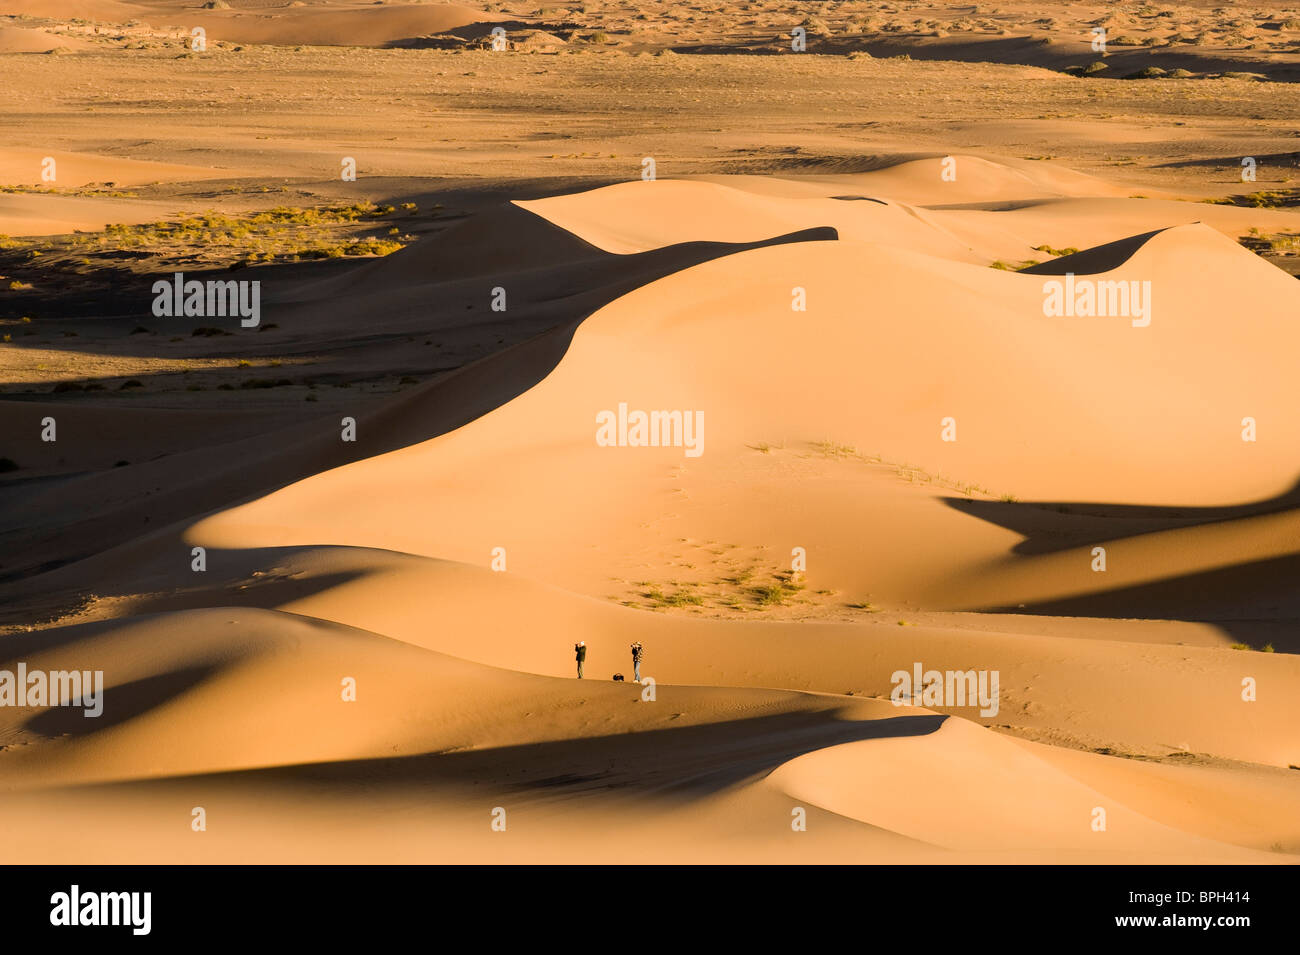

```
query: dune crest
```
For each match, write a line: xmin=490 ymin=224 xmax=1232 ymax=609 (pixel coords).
xmin=2 ymin=15 xmax=1298 ymax=865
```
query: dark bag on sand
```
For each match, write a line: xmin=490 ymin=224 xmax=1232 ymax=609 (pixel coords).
xmin=612 ymin=673 xmax=625 ymax=682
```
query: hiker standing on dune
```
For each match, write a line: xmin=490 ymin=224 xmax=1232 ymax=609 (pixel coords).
xmin=630 ymin=641 xmax=644 ymax=683
xmin=575 ymin=641 xmax=586 ymax=679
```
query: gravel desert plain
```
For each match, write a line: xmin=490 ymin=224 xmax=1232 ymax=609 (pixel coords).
xmin=0 ymin=0 xmax=1299 ymax=867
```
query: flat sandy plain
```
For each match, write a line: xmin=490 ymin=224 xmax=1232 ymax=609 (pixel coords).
xmin=0 ymin=0 xmax=1298 ymax=863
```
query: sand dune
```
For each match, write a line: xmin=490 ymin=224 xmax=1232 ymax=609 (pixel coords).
xmin=0 ymin=147 xmax=226 ymax=191
xmin=0 ymin=0 xmax=492 ymax=48
xmin=0 ymin=190 xmax=181 ymax=236
xmin=0 ymin=24 xmax=95 ymax=53
xmin=0 ymin=0 xmax=140 ymax=19
xmin=183 ymin=3 xmax=490 ymax=49
xmin=178 ymin=201 xmax=1300 ymax=626
xmin=2 ymin=50 xmax=1298 ymax=866
xmin=38 ymin=543 xmax=1293 ymax=768
xmin=1 ymin=598 xmax=1292 ymax=862
xmin=1 ymin=604 xmax=897 ymax=787
xmin=768 ymin=719 xmax=1277 ymax=857
xmin=523 ymin=170 xmax=1300 ymax=261
xmin=520 ymin=176 xmax=991 ymax=260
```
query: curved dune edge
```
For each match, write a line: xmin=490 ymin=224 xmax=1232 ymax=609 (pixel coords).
xmin=106 ymin=545 xmax=1300 ymax=769
xmin=765 ymin=718 xmax=1286 ymax=859
xmin=515 ymin=157 xmax=1140 ymax=256
xmin=182 ymin=223 xmax=1300 ymax=621
xmin=0 ymin=604 xmax=896 ymax=787
xmin=516 ymin=172 xmax=1300 ymax=260
xmin=36 ymin=546 xmax=1300 ymax=770
xmin=0 ymin=603 xmax=1294 ymax=863
xmin=5 ymin=159 xmax=1300 ymax=862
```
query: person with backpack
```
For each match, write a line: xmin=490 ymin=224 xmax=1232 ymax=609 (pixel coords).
xmin=630 ymin=641 xmax=644 ymax=683
xmin=574 ymin=641 xmax=586 ymax=679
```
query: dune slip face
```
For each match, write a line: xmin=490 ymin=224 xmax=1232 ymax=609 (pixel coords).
xmin=0 ymin=3 xmax=1298 ymax=898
